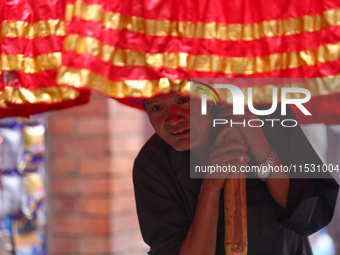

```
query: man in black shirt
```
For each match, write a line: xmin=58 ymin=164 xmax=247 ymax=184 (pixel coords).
xmin=133 ymin=92 xmax=339 ymax=255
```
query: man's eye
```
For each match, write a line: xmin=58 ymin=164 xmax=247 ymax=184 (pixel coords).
xmin=179 ymin=97 xmax=189 ymax=104
xmin=151 ymin=105 xmax=163 ymax=111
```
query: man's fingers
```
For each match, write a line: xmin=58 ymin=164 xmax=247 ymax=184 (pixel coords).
xmin=229 ymin=160 xmax=249 ymax=170
xmin=204 ymin=160 xmax=248 ymax=179
xmin=212 ymin=151 xmax=250 ymax=164
xmin=212 ymin=126 xmax=234 ymax=148
xmin=211 ymin=141 xmax=248 ymax=156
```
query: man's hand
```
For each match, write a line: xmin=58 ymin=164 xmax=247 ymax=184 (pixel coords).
xmin=202 ymin=125 xmax=250 ymax=194
xmin=216 ymin=105 xmax=271 ymax=164
xmin=215 ymin=105 xmax=290 ymax=209
xmin=180 ymin=125 xmax=251 ymax=255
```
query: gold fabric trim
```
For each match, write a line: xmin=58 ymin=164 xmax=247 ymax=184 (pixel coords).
xmin=191 ymin=78 xmax=340 ymax=104
xmin=0 ymin=91 xmax=7 ymax=108
xmin=64 ymin=34 xmax=116 ymax=62
xmin=4 ymin=85 xmax=80 ymax=104
xmin=1 ymin=20 xmax=65 ymax=39
xmin=63 ymin=34 xmax=340 ymax=75
xmin=0 ymin=4 xmax=336 ymax=42
xmin=66 ymin=0 xmax=340 ymax=41
xmin=1 ymin=53 xmax=62 ymax=73
xmin=57 ymin=66 xmax=340 ymax=102
xmin=57 ymin=66 xmax=189 ymax=98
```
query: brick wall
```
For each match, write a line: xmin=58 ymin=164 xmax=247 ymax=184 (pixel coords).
xmin=47 ymin=93 xmax=150 ymax=254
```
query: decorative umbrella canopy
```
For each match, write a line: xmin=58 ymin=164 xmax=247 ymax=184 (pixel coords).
xmin=1 ymin=0 xmax=340 ymax=121
xmin=59 ymin=0 xmax=340 ymax=122
xmin=0 ymin=0 xmax=90 ymax=118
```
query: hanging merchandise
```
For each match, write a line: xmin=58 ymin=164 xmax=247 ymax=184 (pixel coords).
xmin=19 ymin=124 xmax=46 ymax=220
xmin=19 ymin=125 xmax=45 ymax=173
xmin=0 ymin=122 xmax=22 ymax=218
xmin=0 ymin=116 xmax=47 ymax=255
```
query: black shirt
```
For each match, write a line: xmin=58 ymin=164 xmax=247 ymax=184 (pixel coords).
xmin=133 ymin=108 xmax=339 ymax=255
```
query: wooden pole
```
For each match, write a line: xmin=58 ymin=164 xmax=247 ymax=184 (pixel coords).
xmin=224 ymin=129 xmax=248 ymax=255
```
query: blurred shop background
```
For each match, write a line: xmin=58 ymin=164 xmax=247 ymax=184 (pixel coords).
xmin=0 ymin=93 xmax=339 ymax=255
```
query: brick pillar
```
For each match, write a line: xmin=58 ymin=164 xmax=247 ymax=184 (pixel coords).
xmin=47 ymin=94 xmax=149 ymax=255
xmin=108 ymin=99 xmax=150 ymax=255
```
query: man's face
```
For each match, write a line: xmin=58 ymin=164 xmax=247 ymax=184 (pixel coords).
xmin=145 ymin=92 xmax=213 ymax=151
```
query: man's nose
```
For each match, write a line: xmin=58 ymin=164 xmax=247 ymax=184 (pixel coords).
xmin=166 ymin=107 xmax=184 ymax=125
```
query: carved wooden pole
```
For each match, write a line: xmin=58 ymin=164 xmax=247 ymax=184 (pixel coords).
xmin=224 ymin=129 xmax=248 ymax=255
